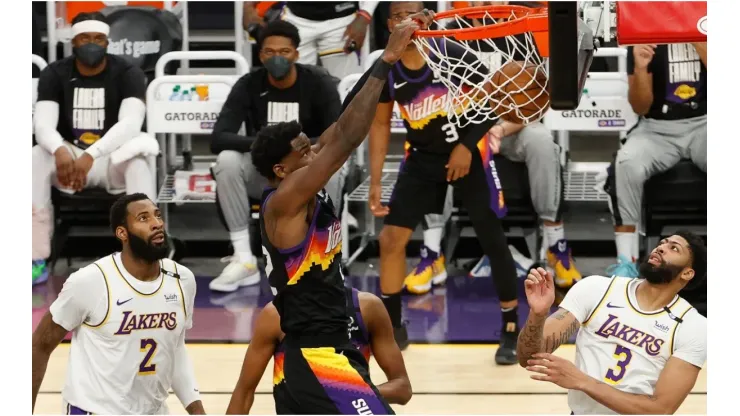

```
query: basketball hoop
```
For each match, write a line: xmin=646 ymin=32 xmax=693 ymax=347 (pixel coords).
xmin=412 ymin=5 xmax=550 ymax=127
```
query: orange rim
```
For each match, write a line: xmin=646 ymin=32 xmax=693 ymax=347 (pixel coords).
xmin=413 ymin=5 xmax=550 ymax=57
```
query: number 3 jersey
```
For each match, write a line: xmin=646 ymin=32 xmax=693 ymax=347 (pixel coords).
xmin=49 ymin=253 xmax=197 ymax=415
xmin=559 ymin=275 xmax=707 ymax=415
xmin=260 ymin=188 xmax=349 ymax=340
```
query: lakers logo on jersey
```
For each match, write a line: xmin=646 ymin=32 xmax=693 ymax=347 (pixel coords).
xmin=594 ymin=314 xmax=666 ymax=356
xmin=114 ymin=311 xmax=178 ymax=335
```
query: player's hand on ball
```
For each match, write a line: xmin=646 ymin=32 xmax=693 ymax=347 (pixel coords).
xmin=446 ymin=144 xmax=472 ymax=182
xmin=368 ymin=183 xmax=389 ymax=217
xmin=526 ymin=353 xmax=591 ymax=391
xmin=524 ymin=267 xmax=555 ymax=317
xmin=633 ymin=44 xmax=656 ymax=70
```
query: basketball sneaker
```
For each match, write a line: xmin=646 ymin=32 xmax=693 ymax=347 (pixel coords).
xmin=547 ymin=239 xmax=582 ymax=289
xmin=32 ymin=260 xmax=49 ymax=286
xmin=209 ymin=256 xmax=261 ymax=292
xmin=404 ymin=245 xmax=447 ymax=295
xmin=606 ymin=255 xmax=639 ymax=278
xmin=495 ymin=321 xmax=519 ymax=365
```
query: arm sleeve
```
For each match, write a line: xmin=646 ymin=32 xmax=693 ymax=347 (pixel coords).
xmin=211 ymin=75 xmax=252 ymax=154
xmin=558 ymin=275 xmax=614 ymax=324
xmin=84 ymin=97 xmax=146 ymax=159
xmin=48 ymin=266 xmax=107 ymax=331
xmin=171 ymin=332 xmax=201 ymax=407
xmin=171 ymin=264 xmax=200 ymax=407
xmin=34 ymin=101 xmax=66 ymax=154
xmin=672 ymin=310 xmax=707 ymax=368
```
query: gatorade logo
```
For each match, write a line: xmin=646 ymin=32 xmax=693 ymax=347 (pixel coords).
xmin=697 ymin=16 xmax=707 ymax=35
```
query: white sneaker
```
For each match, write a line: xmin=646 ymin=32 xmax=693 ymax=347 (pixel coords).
xmin=209 ymin=256 xmax=261 ymax=292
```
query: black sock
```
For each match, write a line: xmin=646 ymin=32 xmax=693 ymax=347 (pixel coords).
xmin=382 ymin=292 xmax=402 ymax=327
xmin=501 ymin=306 xmax=518 ymax=333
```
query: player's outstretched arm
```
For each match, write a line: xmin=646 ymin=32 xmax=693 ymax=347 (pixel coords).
xmin=270 ymin=12 xmax=434 ymax=213
xmin=362 ymin=293 xmax=412 ymax=405
xmin=32 ymin=312 xmax=69 ymax=411
xmin=226 ymin=305 xmax=282 ymax=415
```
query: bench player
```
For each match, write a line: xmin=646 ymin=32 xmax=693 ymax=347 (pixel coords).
xmin=345 ymin=1 xmax=520 ymax=364
xmin=248 ymin=10 xmax=433 ymax=414
xmin=226 ymin=287 xmax=412 ymax=413
xmin=518 ymin=231 xmax=707 ymax=414
xmin=31 ymin=194 xmax=203 ymax=415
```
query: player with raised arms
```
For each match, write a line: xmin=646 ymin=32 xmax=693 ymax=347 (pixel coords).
xmin=518 ymin=231 xmax=707 ymax=414
xmin=248 ymin=9 xmax=434 ymax=414
xmin=31 ymin=194 xmax=203 ymax=415
xmin=225 ymin=287 xmax=412 ymax=414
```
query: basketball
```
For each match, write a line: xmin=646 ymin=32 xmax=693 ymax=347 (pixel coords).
xmin=491 ymin=61 xmax=550 ymax=124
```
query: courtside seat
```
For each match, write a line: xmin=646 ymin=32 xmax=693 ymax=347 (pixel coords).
xmin=641 ymin=159 xmax=707 ymax=254
xmin=50 ymin=188 xmax=120 ymax=268
xmin=446 ymin=155 xmax=540 ymax=263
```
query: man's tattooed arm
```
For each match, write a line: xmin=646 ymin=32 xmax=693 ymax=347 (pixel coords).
xmin=517 ymin=308 xmax=580 ymax=367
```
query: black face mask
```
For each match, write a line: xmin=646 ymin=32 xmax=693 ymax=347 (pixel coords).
xmin=128 ymin=230 xmax=170 ymax=263
xmin=73 ymin=43 xmax=107 ymax=68
xmin=264 ymin=56 xmax=293 ymax=80
xmin=639 ymin=258 xmax=685 ymax=285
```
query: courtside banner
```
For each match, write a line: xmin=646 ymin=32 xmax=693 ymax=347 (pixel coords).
xmin=616 ymin=1 xmax=707 ymax=45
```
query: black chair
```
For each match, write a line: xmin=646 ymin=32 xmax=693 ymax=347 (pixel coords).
xmin=641 ymin=159 xmax=707 ymax=256
xmin=445 ymin=155 xmax=541 ymax=265
xmin=49 ymin=188 xmax=120 ymax=269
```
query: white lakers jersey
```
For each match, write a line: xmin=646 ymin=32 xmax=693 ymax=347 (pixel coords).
xmin=559 ymin=275 xmax=707 ymax=415
xmin=49 ymin=253 xmax=196 ymax=415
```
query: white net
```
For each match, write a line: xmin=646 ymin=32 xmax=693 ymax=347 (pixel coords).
xmin=412 ymin=9 xmax=549 ymax=128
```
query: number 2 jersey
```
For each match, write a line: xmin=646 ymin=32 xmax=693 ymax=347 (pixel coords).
xmin=559 ymin=275 xmax=707 ymax=415
xmin=49 ymin=253 xmax=197 ymax=415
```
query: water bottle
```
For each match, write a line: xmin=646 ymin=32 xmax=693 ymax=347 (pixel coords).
xmin=182 ymin=90 xmax=191 ymax=101
xmin=169 ymin=85 xmax=181 ymax=101
xmin=190 ymin=86 xmax=199 ymax=101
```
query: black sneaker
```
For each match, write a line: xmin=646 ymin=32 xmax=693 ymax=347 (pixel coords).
xmin=495 ymin=326 xmax=519 ymax=365
xmin=394 ymin=322 xmax=409 ymax=351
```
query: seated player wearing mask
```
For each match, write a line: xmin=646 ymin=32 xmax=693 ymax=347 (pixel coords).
xmin=209 ymin=20 xmax=345 ymax=293
xmin=32 ymin=12 xmax=157 ymax=285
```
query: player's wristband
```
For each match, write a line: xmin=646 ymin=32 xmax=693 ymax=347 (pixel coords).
xmin=357 ymin=10 xmax=372 ymax=22
xmin=371 ymin=60 xmax=392 ymax=80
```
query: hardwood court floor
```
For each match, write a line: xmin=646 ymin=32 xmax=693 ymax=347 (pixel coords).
xmin=35 ymin=344 xmax=707 ymax=415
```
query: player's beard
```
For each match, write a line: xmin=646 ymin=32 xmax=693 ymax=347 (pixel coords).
xmin=638 ymin=258 xmax=684 ymax=285
xmin=129 ymin=231 xmax=170 ymax=263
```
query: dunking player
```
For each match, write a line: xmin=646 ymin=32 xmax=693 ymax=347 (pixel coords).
xmin=248 ymin=9 xmax=433 ymax=414
xmin=226 ymin=287 xmax=412 ymax=413
xmin=31 ymin=194 xmax=203 ymax=415
xmin=518 ymin=231 xmax=707 ymax=414
xmin=344 ymin=1 xmax=520 ymax=364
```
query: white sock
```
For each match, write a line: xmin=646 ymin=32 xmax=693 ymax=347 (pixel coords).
xmin=544 ymin=223 xmax=565 ymax=248
xmin=230 ymin=229 xmax=255 ymax=264
xmin=615 ymin=231 xmax=636 ymax=262
xmin=423 ymin=227 xmax=443 ymax=254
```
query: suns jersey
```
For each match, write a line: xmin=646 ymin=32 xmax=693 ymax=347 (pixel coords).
xmin=49 ymin=253 xmax=196 ymax=415
xmin=559 ymin=276 xmax=707 ymax=415
xmin=260 ymin=188 xmax=348 ymax=338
